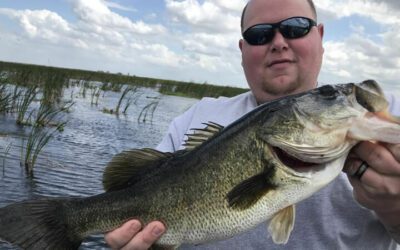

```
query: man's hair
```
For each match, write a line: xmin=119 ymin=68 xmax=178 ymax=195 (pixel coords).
xmin=240 ymin=0 xmax=317 ymax=32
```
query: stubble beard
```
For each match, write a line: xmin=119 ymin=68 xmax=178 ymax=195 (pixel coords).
xmin=261 ymin=77 xmax=303 ymax=98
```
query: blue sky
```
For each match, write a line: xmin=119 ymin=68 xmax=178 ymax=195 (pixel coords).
xmin=0 ymin=0 xmax=400 ymax=93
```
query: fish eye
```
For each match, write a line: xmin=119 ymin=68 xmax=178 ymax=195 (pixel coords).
xmin=318 ymin=85 xmax=337 ymax=99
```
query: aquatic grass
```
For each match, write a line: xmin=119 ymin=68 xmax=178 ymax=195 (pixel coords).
xmin=0 ymin=83 xmax=12 ymax=113
xmin=1 ymin=141 xmax=12 ymax=178
xmin=137 ymin=97 xmax=160 ymax=123
xmin=41 ymin=69 xmax=67 ymax=107
xmin=122 ymin=90 xmax=143 ymax=115
xmin=35 ymin=100 xmax=73 ymax=129
xmin=0 ymin=61 xmax=249 ymax=100
xmin=0 ymin=71 xmax=9 ymax=84
xmin=101 ymin=81 xmax=123 ymax=92
xmin=11 ymin=84 xmax=22 ymax=112
xmin=116 ymin=86 xmax=136 ymax=114
xmin=15 ymin=85 xmax=38 ymax=125
xmin=21 ymin=124 xmax=61 ymax=177
xmin=90 ymin=87 xmax=101 ymax=106
xmin=103 ymin=86 xmax=137 ymax=115
xmin=79 ymin=79 xmax=91 ymax=99
xmin=111 ymin=82 xmax=123 ymax=92
xmin=100 ymin=81 xmax=109 ymax=91
xmin=122 ymin=97 xmax=133 ymax=114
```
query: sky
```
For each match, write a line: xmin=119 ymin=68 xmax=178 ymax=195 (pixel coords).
xmin=0 ymin=0 xmax=400 ymax=92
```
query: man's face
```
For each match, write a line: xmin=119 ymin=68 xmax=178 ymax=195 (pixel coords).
xmin=239 ymin=0 xmax=324 ymax=104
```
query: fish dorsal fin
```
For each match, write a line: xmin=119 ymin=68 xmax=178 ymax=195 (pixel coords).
xmin=183 ymin=122 xmax=224 ymax=150
xmin=227 ymin=164 xmax=278 ymax=210
xmin=268 ymin=205 xmax=296 ymax=244
xmin=103 ymin=148 xmax=174 ymax=192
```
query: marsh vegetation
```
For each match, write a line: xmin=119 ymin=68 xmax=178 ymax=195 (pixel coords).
xmin=0 ymin=62 xmax=205 ymax=178
xmin=0 ymin=60 xmax=241 ymax=178
xmin=0 ymin=61 xmax=247 ymax=99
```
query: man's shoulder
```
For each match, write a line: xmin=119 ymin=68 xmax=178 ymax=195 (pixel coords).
xmin=156 ymin=91 xmax=257 ymax=152
xmin=194 ymin=91 xmax=257 ymax=113
xmin=178 ymin=91 xmax=257 ymax=133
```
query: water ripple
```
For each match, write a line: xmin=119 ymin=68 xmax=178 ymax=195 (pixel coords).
xmin=0 ymin=88 xmax=198 ymax=249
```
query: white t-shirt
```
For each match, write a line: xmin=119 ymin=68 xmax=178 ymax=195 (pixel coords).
xmin=156 ymin=91 xmax=400 ymax=250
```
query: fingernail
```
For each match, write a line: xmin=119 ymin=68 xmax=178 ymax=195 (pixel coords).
xmin=152 ymin=225 xmax=164 ymax=237
xmin=130 ymin=221 xmax=141 ymax=232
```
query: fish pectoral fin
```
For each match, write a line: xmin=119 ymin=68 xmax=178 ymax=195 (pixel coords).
xmin=103 ymin=148 xmax=181 ymax=192
xmin=227 ymin=167 xmax=277 ymax=210
xmin=268 ymin=205 xmax=296 ymax=244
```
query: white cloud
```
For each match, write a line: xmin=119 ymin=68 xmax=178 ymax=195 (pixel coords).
xmin=317 ymin=0 xmax=400 ymax=24
xmin=0 ymin=8 xmax=70 ymax=37
xmin=0 ymin=0 xmax=248 ymax=87
xmin=165 ymin=0 xmax=243 ymax=33
xmin=71 ymin=0 xmax=166 ymax=34
xmin=213 ymin=0 xmax=247 ymax=12
xmin=1 ymin=0 xmax=400 ymax=89
xmin=104 ymin=0 xmax=137 ymax=12
xmin=364 ymin=0 xmax=400 ymax=11
xmin=322 ymin=32 xmax=400 ymax=87
xmin=316 ymin=0 xmax=400 ymax=90
xmin=182 ymin=32 xmax=238 ymax=56
xmin=139 ymin=43 xmax=189 ymax=67
xmin=0 ymin=0 xmax=169 ymax=57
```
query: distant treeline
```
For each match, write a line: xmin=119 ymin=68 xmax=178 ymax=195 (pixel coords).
xmin=0 ymin=61 xmax=248 ymax=99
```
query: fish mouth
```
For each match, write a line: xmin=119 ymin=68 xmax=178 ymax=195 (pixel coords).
xmin=272 ymin=147 xmax=318 ymax=171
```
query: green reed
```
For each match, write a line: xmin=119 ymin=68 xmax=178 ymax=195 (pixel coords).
xmin=79 ymin=79 xmax=92 ymax=98
xmin=137 ymin=97 xmax=160 ymax=123
xmin=0 ymin=83 xmax=12 ymax=113
xmin=90 ymin=87 xmax=101 ymax=106
xmin=1 ymin=141 xmax=12 ymax=178
xmin=21 ymin=124 xmax=62 ymax=177
xmin=116 ymin=86 xmax=136 ymax=114
xmin=0 ymin=60 xmax=249 ymax=100
xmin=15 ymin=85 xmax=38 ymax=125
xmin=103 ymin=86 xmax=137 ymax=115
xmin=41 ymin=69 xmax=67 ymax=107
xmin=35 ymin=100 xmax=73 ymax=130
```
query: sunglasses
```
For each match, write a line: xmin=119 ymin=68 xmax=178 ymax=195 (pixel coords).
xmin=242 ymin=16 xmax=317 ymax=46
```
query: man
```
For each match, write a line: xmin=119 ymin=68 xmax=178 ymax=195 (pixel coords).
xmin=105 ymin=0 xmax=400 ymax=249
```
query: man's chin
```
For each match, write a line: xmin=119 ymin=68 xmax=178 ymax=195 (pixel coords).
xmin=263 ymin=80 xmax=301 ymax=97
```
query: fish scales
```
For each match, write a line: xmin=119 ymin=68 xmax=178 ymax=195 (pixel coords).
xmin=1 ymin=80 xmax=400 ymax=249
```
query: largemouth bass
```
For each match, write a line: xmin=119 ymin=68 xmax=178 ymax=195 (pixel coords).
xmin=1 ymin=80 xmax=400 ymax=249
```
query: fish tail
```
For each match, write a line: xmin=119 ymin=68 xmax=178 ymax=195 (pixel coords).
xmin=0 ymin=198 xmax=82 ymax=250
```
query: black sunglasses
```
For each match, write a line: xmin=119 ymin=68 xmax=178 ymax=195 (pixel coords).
xmin=242 ymin=16 xmax=317 ymax=46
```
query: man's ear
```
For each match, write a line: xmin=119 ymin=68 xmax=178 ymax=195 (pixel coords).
xmin=239 ymin=39 xmax=244 ymax=52
xmin=318 ymin=24 xmax=325 ymax=55
xmin=239 ymin=39 xmax=244 ymax=67
xmin=318 ymin=23 xmax=324 ymax=39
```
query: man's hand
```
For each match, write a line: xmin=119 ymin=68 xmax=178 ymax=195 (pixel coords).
xmin=344 ymin=141 xmax=400 ymax=242
xmin=105 ymin=220 xmax=166 ymax=250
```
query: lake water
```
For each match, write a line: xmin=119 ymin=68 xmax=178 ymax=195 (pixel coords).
xmin=0 ymin=86 xmax=198 ymax=249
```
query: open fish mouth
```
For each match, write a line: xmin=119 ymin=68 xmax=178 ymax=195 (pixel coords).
xmin=272 ymin=146 xmax=330 ymax=174
xmin=273 ymin=147 xmax=317 ymax=169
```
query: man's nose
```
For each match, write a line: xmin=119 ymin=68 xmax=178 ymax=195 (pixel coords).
xmin=270 ymin=29 xmax=288 ymax=52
